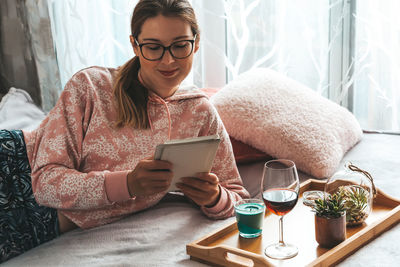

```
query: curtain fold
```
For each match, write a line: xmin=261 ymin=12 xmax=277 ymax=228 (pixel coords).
xmin=0 ymin=0 xmax=60 ymax=112
xmin=0 ymin=0 xmax=41 ymax=105
xmin=25 ymin=0 xmax=61 ymax=112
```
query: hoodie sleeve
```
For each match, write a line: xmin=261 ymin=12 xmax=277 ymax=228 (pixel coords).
xmin=198 ymin=101 xmax=250 ymax=219
xmin=29 ymin=70 xmax=132 ymax=210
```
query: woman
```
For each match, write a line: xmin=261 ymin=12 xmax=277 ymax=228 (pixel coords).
xmin=0 ymin=0 xmax=249 ymax=263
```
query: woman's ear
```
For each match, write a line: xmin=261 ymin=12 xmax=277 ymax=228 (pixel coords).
xmin=130 ymin=35 xmax=139 ymax=56
xmin=194 ymin=37 xmax=200 ymax=53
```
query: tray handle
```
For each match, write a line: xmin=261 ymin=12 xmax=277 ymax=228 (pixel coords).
xmin=211 ymin=245 xmax=272 ymax=267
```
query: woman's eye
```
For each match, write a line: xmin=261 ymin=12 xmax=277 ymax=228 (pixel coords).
xmin=173 ymin=43 xmax=189 ymax=49
xmin=146 ymin=45 xmax=162 ymax=51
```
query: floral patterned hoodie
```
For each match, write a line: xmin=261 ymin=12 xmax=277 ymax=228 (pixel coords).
xmin=23 ymin=66 xmax=249 ymax=229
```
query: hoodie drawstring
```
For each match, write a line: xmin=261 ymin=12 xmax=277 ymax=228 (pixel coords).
xmin=146 ymin=101 xmax=154 ymax=132
xmin=147 ymin=96 xmax=172 ymax=140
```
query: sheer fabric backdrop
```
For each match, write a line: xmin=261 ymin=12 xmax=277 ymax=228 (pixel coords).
xmin=47 ymin=0 xmax=399 ymax=132
xmin=353 ymin=1 xmax=400 ymax=131
xmin=48 ymin=0 xmax=136 ymax=88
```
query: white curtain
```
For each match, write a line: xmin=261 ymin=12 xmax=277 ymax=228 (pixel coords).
xmin=352 ymin=1 xmax=400 ymax=131
xmin=48 ymin=0 xmax=137 ymax=88
xmin=217 ymin=0 xmax=331 ymax=95
xmin=48 ymin=0 xmax=400 ymax=132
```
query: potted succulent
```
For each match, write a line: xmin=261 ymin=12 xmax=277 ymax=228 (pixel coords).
xmin=324 ymin=162 xmax=376 ymax=226
xmin=312 ymin=192 xmax=347 ymax=248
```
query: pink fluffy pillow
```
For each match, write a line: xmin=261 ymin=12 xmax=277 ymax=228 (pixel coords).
xmin=210 ymin=68 xmax=363 ymax=178
xmin=201 ymin=88 xmax=272 ymax=164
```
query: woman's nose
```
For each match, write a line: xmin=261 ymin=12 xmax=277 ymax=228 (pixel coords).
xmin=160 ymin=49 xmax=176 ymax=64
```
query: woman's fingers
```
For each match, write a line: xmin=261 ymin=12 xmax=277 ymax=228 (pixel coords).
xmin=127 ymin=159 xmax=173 ymax=197
xmin=178 ymin=178 xmax=212 ymax=193
xmin=138 ymin=159 xmax=173 ymax=171
xmin=179 ymin=173 xmax=218 ymax=190
xmin=177 ymin=173 xmax=221 ymax=207
xmin=193 ymin=172 xmax=219 ymax=184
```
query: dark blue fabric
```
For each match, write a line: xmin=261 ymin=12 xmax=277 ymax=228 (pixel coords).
xmin=0 ymin=130 xmax=59 ymax=263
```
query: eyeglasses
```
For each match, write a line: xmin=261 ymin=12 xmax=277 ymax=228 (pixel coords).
xmin=134 ymin=35 xmax=196 ymax=61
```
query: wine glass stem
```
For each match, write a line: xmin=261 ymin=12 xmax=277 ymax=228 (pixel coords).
xmin=279 ymin=216 xmax=285 ymax=246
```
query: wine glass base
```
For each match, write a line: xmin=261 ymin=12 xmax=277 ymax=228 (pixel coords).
xmin=264 ymin=243 xmax=298 ymax=260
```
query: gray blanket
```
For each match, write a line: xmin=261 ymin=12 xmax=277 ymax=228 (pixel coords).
xmin=3 ymin=133 xmax=399 ymax=267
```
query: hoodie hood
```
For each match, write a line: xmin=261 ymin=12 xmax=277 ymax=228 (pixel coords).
xmin=147 ymin=85 xmax=208 ymax=103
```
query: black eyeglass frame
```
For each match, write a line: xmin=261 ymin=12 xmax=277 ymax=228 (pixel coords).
xmin=134 ymin=35 xmax=197 ymax=61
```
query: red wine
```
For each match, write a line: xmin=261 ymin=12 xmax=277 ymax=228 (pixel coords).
xmin=263 ymin=189 xmax=298 ymax=216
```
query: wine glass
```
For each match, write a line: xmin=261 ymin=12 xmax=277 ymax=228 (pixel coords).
xmin=261 ymin=159 xmax=300 ymax=259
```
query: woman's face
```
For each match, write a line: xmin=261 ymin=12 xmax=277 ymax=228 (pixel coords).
xmin=131 ymin=15 xmax=199 ymax=99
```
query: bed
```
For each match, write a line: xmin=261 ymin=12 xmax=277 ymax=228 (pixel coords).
xmin=1 ymin=81 xmax=399 ymax=266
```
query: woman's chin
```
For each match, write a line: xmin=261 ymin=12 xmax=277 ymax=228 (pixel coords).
xmin=157 ymin=76 xmax=182 ymax=89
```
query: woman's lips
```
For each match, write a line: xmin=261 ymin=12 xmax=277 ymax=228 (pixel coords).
xmin=159 ymin=69 xmax=178 ymax=77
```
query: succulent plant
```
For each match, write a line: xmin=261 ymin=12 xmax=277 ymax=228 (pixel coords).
xmin=337 ymin=185 xmax=369 ymax=225
xmin=312 ymin=192 xmax=346 ymax=219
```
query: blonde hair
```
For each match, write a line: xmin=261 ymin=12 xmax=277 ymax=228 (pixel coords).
xmin=113 ymin=0 xmax=200 ymax=128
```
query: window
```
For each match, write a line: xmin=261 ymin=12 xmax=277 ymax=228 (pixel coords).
xmin=352 ymin=1 xmax=400 ymax=131
xmin=49 ymin=0 xmax=400 ymax=131
xmin=48 ymin=0 xmax=136 ymax=88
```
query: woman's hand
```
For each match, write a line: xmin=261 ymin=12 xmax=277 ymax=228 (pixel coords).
xmin=176 ymin=172 xmax=221 ymax=207
xmin=127 ymin=158 xmax=173 ymax=197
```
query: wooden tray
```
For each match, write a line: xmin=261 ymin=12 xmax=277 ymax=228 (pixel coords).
xmin=187 ymin=179 xmax=400 ymax=266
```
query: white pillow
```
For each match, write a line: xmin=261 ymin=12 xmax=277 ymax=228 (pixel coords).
xmin=211 ymin=68 xmax=362 ymax=178
xmin=0 ymin=87 xmax=46 ymax=131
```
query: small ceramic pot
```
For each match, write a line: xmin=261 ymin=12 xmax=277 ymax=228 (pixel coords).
xmin=315 ymin=213 xmax=346 ymax=248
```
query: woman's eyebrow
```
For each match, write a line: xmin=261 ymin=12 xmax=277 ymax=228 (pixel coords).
xmin=141 ymin=35 xmax=192 ymax=42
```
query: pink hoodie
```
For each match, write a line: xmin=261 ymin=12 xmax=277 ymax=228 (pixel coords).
xmin=23 ymin=66 xmax=249 ymax=229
